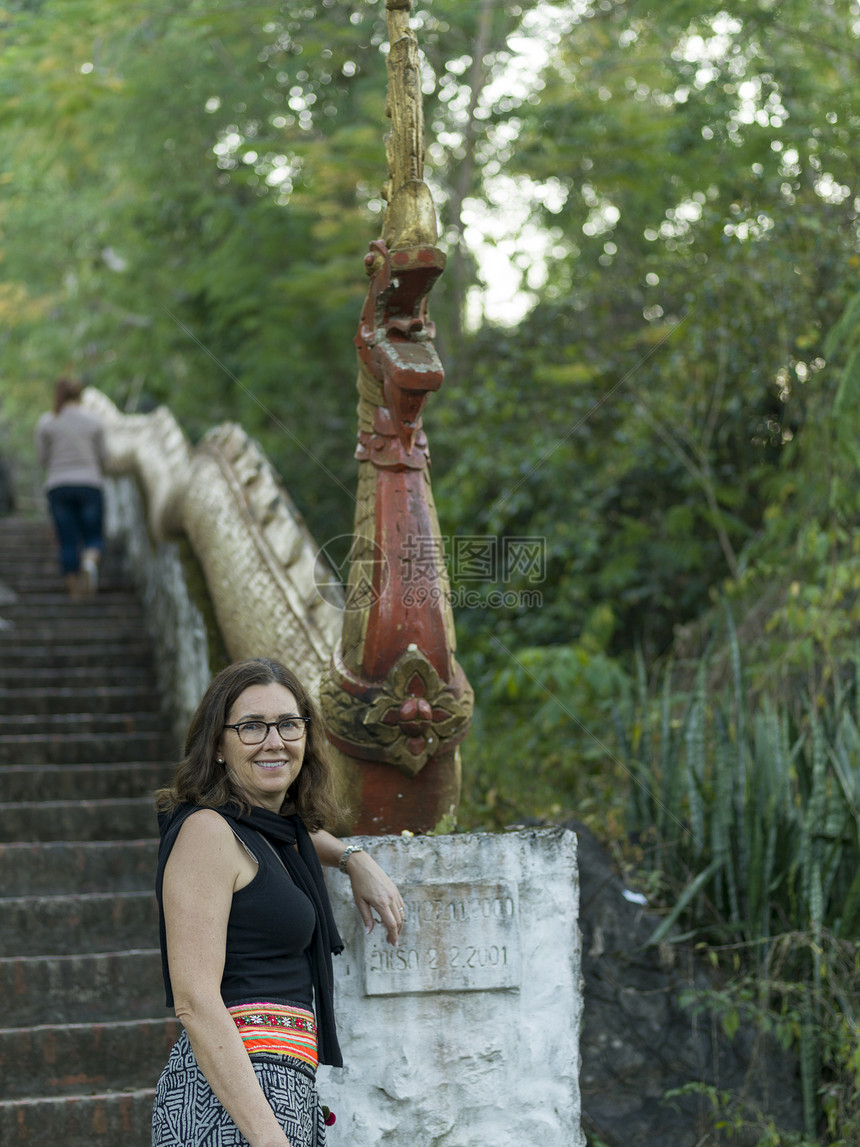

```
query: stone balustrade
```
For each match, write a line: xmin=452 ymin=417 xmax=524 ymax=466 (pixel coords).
xmin=83 ymin=389 xmax=342 ymax=738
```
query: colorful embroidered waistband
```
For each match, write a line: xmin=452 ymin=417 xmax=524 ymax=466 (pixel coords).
xmin=228 ymin=1002 xmax=318 ymax=1070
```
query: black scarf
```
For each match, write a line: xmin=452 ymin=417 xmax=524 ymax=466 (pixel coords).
xmin=156 ymin=802 xmax=344 ymax=1067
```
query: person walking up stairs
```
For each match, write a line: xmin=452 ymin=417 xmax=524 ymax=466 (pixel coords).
xmin=0 ymin=516 xmax=181 ymax=1145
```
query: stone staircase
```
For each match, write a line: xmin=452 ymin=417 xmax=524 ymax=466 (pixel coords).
xmin=0 ymin=516 xmax=181 ymax=1145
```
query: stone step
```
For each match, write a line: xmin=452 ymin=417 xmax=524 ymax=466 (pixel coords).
xmin=0 ymin=731 xmax=169 ymax=765
xmin=0 ymin=949 xmax=163 ymax=1025
xmin=0 ymin=762 xmax=170 ymax=802
xmin=0 ymin=1017 xmax=179 ymax=1101
xmin=0 ymin=890 xmax=159 ymax=956
xmin=0 ymin=597 xmax=143 ymax=620
xmin=0 ymin=514 xmax=180 ymax=1142
xmin=0 ymin=840 xmax=158 ymax=897
xmin=1 ymin=711 xmax=162 ymax=736
xmin=0 ymin=577 xmax=67 ymax=595
xmin=0 ymin=797 xmax=159 ymax=842
xmin=2 ymin=711 xmax=161 ymax=734
xmin=0 ymin=538 xmax=56 ymax=548
xmin=0 ymin=571 xmax=132 ymax=591
xmin=0 ymin=543 xmax=64 ymax=555
xmin=0 ymin=593 xmax=142 ymax=614
xmin=0 ymin=558 xmax=74 ymax=574
xmin=0 ymin=1087 xmax=157 ymax=1146
xmin=0 ymin=665 xmax=156 ymax=689
xmin=0 ymin=550 xmax=59 ymax=562
xmin=0 ymin=522 xmax=50 ymax=532
xmin=0 ymin=536 xmax=55 ymax=549
xmin=0 ymin=539 xmax=123 ymax=555
xmin=0 ymin=522 xmax=53 ymax=536
xmin=0 ymin=685 xmax=158 ymax=715
xmin=0 ymin=512 xmax=52 ymax=526
xmin=0 ymin=530 xmax=54 ymax=544
xmin=0 ymin=521 xmax=53 ymax=532
xmin=0 ymin=621 xmax=148 ymax=643
xmin=0 ymin=548 xmax=57 ymax=563
xmin=0 ymin=642 xmax=155 ymax=668
xmin=0 ymin=532 xmax=124 ymax=555
xmin=0 ymin=579 xmax=134 ymax=599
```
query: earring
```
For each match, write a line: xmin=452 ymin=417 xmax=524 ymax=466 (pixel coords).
xmin=216 ymin=756 xmax=225 ymax=764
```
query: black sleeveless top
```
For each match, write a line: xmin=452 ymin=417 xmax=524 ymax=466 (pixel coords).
xmin=157 ymin=808 xmax=316 ymax=1009
xmin=156 ymin=802 xmax=344 ymax=1066
xmin=220 ymin=818 xmax=316 ymax=1008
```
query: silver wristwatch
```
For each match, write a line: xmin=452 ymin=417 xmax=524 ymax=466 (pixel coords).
xmin=338 ymin=845 xmax=365 ymax=874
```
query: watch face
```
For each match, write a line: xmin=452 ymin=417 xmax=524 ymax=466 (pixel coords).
xmin=340 ymin=846 xmax=362 ymax=872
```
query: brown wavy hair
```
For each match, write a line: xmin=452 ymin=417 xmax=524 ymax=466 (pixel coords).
xmin=53 ymin=378 xmax=83 ymax=414
xmin=155 ymin=658 xmax=346 ymax=831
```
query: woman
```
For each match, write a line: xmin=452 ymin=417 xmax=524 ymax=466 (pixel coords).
xmin=34 ymin=378 xmax=106 ymax=597
xmin=153 ymin=657 xmax=406 ymax=1147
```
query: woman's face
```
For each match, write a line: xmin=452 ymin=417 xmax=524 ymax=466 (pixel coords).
xmin=217 ymin=682 xmax=306 ymax=812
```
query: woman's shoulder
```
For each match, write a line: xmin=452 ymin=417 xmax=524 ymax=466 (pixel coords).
xmin=163 ymin=807 xmax=255 ymax=893
xmin=158 ymin=804 xmax=249 ymax=896
xmin=174 ymin=805 xmax=233 ymax=840
xmin=168 ymin=806 xmax=241 ymax=863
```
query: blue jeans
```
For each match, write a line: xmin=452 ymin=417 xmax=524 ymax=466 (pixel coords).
xmin=47 ymin=486 xmax=104 ymax=575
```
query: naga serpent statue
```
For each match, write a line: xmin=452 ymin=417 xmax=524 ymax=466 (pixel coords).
xmin=319 ymin=0 xmax=474 ymax=834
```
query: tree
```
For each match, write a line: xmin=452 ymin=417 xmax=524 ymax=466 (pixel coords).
xmin=428 ymin=0 xmax=860 ymax=662
xmin=0 ymin=0 xmax=554 ymax=537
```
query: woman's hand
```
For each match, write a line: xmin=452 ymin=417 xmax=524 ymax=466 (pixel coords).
xmin=309 ymin=829 xmax=406 ymax=946
xmin=344 ymin=849 xmax=406 ymax=947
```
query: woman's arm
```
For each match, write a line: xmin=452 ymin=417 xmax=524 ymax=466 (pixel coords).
xmin=310 ymin=828 xmax=406 ymax=946
xmin=34 ymin=417 xmax=49 ymax=470
xmin=163 ymin=809 xmax=293 ymax=1147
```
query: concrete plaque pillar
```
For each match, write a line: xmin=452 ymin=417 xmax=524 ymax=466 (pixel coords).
xmin=320 ymin=827 xmax=584 ymax=1145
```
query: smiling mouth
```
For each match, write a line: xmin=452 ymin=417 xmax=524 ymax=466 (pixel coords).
xmin=255 ymin=760 xmax=288 ymax=770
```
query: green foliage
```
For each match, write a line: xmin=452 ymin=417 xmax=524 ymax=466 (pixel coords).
xmin=629 ymin=634 xmax=860 ymax=949
xmin=429 ymin=0 xmax=860 ymax=662
xmin=427 ymin=811 xmax=458 ymax=837
xmin=1 ymin=1 xmax=385 ymax=527
xmin=4 ymin=0 xmax=860 ymax=677
xmin=456 ymin=635 xmax=632 ymax=835
xmin=675 ymin=932 xmax=860 ymax=1145
xmin=618 ymin=620 xmax=860 ymax=1141
xmin=0 ymin=0 xmax=539 ymax=537
xmin=663 ymin=1079 xmax=823 ymax=1146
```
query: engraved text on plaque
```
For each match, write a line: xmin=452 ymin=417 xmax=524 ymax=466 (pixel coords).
xmin=362 ymin=881 xmax=521 ymax=995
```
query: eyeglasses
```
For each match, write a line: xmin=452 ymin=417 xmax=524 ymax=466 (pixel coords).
xmin=223 ymin=718 xmax=310 ymax=745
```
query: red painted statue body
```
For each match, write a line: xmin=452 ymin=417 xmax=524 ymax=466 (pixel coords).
xmin=320 ymin=0 xmax=473 ymax=834
xmin=321 ymin=240 xmax=473 ymax=833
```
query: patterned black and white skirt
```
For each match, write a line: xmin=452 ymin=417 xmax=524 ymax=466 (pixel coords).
xmin=152 ymin=1030 xmax=328 ymax=1147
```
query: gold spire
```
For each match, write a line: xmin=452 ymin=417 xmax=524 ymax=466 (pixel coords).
xmin=381 ymin=0 xmax=438 ymax=251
